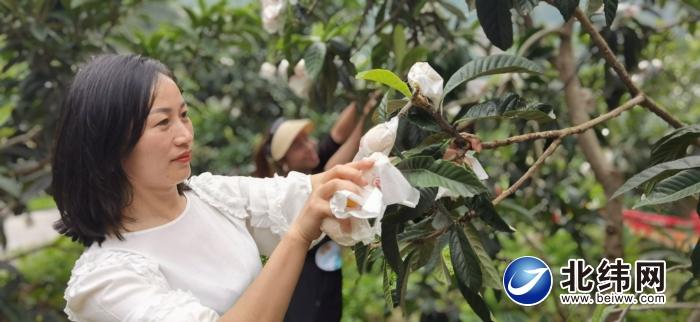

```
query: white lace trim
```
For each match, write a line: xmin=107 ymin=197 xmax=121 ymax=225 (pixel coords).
xmin=187 ymin=172 xmax=249 ymax=219
xmin=187 ymin=171 xmax=311 ymax=237
xmin=64 ymin=249 xmax=168 ymax=321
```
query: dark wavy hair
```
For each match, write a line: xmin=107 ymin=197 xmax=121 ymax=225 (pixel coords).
xmin=52 ymin=54 xmax=183 ymax=247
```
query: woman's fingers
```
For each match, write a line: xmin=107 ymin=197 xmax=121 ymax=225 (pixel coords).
xmin=326 ymin=160 xmax=374 ymax=186
xmin=317 ymin=178 xmax=364 ymax=200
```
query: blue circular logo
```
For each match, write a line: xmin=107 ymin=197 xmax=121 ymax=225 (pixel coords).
xmin=503 ymin=256 xmax=552 ymax=306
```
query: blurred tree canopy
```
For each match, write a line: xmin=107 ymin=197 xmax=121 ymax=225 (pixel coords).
xmin=1 ymin=0 xmax=700 ymax=321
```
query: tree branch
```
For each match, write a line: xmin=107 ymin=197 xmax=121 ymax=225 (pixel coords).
xmin=572 ymin=7 xmax=684 ymax=129
xmin=0 ymin=126 xmax=42 ymax=153
xmin=481 ymin=94 xmax=645 ymax=149
xmin=492 ymin=138 xmax=562 ymax=205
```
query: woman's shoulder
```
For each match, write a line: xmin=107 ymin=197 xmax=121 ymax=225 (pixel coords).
xmin=66 ymin=247 xmax=167 ymax=295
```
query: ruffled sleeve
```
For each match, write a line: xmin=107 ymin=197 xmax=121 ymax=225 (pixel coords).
xmin=187 ymin=171 xmax=313 ymax=255
xmin=65 ymin=249 xmax=220 ymax=322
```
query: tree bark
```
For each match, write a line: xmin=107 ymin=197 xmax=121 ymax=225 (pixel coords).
xmin=557 ymin=21 xmax=624 ymax=259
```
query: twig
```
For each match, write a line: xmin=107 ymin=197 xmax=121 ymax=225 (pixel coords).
xmin=351 ymin=8 xmax=401 ymax=56
xmin=306 ymin=0 xmax=321 ymax=15
xmin=0 ymin=126 xmax=42 ymax=153
xmin=615 ymin=303 xmax=634 ymax=322
xmin=481 ymin=95 xmax=645 ymax=149
xmin=572 ymin=7 xmax=684 ymax=129
xmin=397 ymin=101 xmax=413 ymax=117
xmin=492 ymin=138 xmax=563 ymax=205
xmin=609 ymin=303 xmax=700 ymax=313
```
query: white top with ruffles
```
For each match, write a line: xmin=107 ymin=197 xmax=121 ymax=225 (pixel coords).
xmin=63 ymin=171 xmax=313 ymax=321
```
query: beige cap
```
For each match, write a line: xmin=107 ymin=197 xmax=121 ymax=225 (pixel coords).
xmin=270 ymin=119 xmax=314 ymax=161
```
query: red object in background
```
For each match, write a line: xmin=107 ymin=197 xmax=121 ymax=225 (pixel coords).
xmin=623 ymin=209 xmax=700 ymax=249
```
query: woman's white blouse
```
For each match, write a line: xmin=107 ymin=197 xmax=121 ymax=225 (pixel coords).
xmin=63 ymin=171 xmax=313 ymax=321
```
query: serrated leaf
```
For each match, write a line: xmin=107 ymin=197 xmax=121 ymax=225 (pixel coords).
xmin=449 ymin=226 xmax=482 ymax=289
xmin=304 ymin=42 xmax=327 ymax=80
xmin=450 ymin=228 xmax=492 ymax=322
xmin=382 ymin=223 xmax=402 ymax=274
xmin=442 ymin=55 xmax=544 ymax=101
xmin=604 ymin=0 xmax=618 ymax=26
xmin=634 ymin=168 xmax=700 ymax=208
xmin=356 ymin=69 xmax=412 ymax=98
xmin=372 ymin=98 xmax=409 ymax=124
xmin=397 ymin=157 xmax=488 ymax=197
xmin=552 ymin=0 xmax=580 ymax=21
xmin=454 ymin=93 xmax=555 ymax=124
xmin=466 ymin=194 xmax=515 ymax=232
xmin=463 ymin=222 xmax=502 ymax=290
xmin=612 ymin=156 xmax=700 ymax=199
xmin=475 ymin=0 xmax=513 ymax=51
xmin=650 ymin=125 xmax=700 ymax=165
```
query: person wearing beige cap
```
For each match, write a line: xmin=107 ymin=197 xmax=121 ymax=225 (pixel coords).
xmin=253 ymin=96 xmax=377 ymax=322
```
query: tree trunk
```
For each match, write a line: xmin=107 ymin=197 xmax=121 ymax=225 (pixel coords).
xmin=557 ymin=21 xmax=625 ymax=260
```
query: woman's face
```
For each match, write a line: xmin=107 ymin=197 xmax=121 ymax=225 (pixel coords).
xmin=122 ymin=74 xmax=194 ymax=191
xmin=283 ymin=131 xmax=320 ymax=173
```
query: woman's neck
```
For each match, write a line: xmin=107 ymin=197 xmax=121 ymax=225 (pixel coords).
xmin=122 ymin=185 xmax=187 ymax=233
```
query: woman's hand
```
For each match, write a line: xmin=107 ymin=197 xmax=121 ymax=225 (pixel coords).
xmin=288 ymin=160 xmax=374 ymax=244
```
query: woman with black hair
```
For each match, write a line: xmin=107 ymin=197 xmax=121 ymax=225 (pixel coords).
xmin=53 ymin=54 xmax=372 ymax=322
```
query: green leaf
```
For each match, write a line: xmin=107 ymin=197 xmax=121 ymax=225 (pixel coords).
xmin=634 ymin=168 xmax=700 ymax=208
xmin=381 ymin=223 xmax=403 ymax=275
xmin=393 ymin=24 xmax=407 ymax=69
xmin=356 ymin=69 xmax=412 ymax=98
xmin=354 ymin=243 xmax=369 ymax=274
xmin=0 ymin=102 xmax=13 ymax=126
xmin=439 ymin=1 xmax=467 ymax=19
xmin=455 ymin=279 xmax=493 ymax=321
xmin=552 ymin=0 xmax=580 ymax=21
xmin=384 ymin=188 xmax=438 ymax=224
xmin=463 ymin=222 xmax=502 ymax=290
xmin=383 ymin=261 xmax=398 ymax=308
xmin=397 ymin=157 xmax=489 ymax=198
xmin=604 ymin=0 xmax=618 ymax=27
xmin=475 ymin=0 xmax=513 ymax=51
xmin=466 ymin=194 xmax=515 ymax=232
xmin=394 ymin=249 xmax=415 ymax=309
xmin=398 ymin=46 xmax=429 ymax=74
xmin=372 ymin=96 xmax=407 ymax=124
xmin=0 ymin=175 xmax=21 ymax=198
xmin=454 ymin=93 xmax=555 ymax=124
xmin=303 ymin=42 xmax=327 ymax=80
xmin=650 ymin=125 xmax=700 ymax=165
xmin=449 ymin=225 xmax=482 ymax=289
xmin=442 ymin=55 xmax=544 ymax=101
xmin=612 ymin=156 xmax=700 ymax=199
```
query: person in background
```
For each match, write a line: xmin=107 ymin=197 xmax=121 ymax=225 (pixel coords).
xmin=253 ymin=96 xmax=377 ymax=322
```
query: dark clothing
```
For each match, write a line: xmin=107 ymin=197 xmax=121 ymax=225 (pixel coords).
xmin=283 ymin=236 xmax=343 ymax=322
xmin=285 ymin=134 xmax=342 ymax=322
xmin=312 ymin=134 xmax=342 ymax=174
